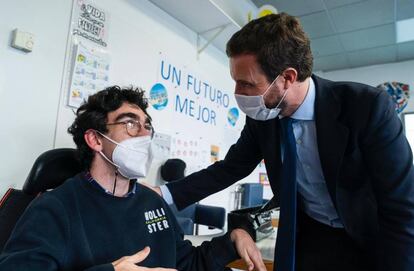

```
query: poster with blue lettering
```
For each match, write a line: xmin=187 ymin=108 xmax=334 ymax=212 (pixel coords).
xmin=149 ymin=56 xmax=241 ymax=131
xmin=148 ymin=55 xmax=243 ymax=172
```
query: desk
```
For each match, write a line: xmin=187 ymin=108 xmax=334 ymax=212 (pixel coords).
xmin=227 ymin=259 xmax=274 ymax=270
xmin=184 ymin=219 xmax=278 ymax=271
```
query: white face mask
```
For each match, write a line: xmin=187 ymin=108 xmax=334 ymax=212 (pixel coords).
xmin=235 ymin=75 xmax=290 ymax=121
xmin=97 ymin=132 xmax=153 ymax=180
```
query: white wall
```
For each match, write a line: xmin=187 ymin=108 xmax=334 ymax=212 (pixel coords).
xmin=317 ymin=59 xmax=414 ymax=111
xmin=1 ymin=0 xmax=254 ymax=227
xmin=0 ymin=0 xmax=239 ymax=192
xmin=54 ymin=0 xmax=240 ymax=156
xmin=0 ymin=0 xmax=72 ymax=194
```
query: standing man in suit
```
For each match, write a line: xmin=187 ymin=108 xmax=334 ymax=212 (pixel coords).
xmin=150 ymin=13 xmax=414 ymax=271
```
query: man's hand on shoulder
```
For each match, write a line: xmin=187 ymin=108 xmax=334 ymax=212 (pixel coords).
xmin=230 ymin=229 xmax=266 ymax=271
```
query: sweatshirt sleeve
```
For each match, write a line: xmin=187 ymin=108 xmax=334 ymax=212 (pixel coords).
xmin=0 ymin=194 xmax=70 ymax=271
xmin=84 ymin=263 xmax=115 ymax=271
xmin=175 ymin=232 xmax=239 ymax=271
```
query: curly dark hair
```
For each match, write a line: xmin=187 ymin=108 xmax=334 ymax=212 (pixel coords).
xmin=67 ymin=86 xmax=151 ymax=170
xmin=226 ymin=13 xmax=313 ymax=82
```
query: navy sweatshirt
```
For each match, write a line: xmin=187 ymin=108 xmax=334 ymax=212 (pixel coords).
xmin=0 ymin=173 xmax=238 ymax=270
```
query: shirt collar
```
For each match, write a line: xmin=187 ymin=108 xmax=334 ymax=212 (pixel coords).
xmin=290 ymin=77 xmax=315 ymax=121
xmin=85 ymin=172 xmax=137 ymax=198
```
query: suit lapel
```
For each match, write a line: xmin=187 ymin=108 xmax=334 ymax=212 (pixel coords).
xmin=313 ymin=75 xmax=349 ymax=208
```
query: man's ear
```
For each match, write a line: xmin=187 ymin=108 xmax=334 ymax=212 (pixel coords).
xmin=281 ymin=68 xmax=298 ymax=89
xmin=84 ymin=129 xmax=103 ymax=152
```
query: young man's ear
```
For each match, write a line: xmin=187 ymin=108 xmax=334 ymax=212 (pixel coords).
xmin=84 ymin=129 xmax=103 ymax=152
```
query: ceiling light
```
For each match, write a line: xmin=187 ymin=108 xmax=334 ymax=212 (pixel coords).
xmin=396 ymin=18 xmax=414 ymax=43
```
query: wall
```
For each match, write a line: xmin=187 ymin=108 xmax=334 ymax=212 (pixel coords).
xmin=0 ymin=0 xmax=72 ymax=194
xmin=0 ymin=1 xmax=263 ymax=232
xmin=317 ymin=59 xmax=414 ymax=112
xmin=0 ymin=0 xmax=243 ymax=197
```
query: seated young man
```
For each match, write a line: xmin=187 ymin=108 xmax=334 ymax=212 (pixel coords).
xmin=0 ymin=86 xmax=265 ymax=271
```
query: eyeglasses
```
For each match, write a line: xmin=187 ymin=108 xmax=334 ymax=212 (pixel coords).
xmin=107 ymin=119 xmax=154 ymax=138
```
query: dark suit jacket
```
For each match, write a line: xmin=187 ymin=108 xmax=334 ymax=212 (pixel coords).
xmin=167 ymin=75 xmax=414 ymax=270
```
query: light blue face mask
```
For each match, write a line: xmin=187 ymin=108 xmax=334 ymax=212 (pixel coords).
xmin=234 ymin=74 xmax=290 ymax=121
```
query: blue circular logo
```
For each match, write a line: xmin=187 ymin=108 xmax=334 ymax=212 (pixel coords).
xmin=149 ymin=83 xmax=168 ymax=110
xmin=227 ymin=107 xmax=239 ymax=126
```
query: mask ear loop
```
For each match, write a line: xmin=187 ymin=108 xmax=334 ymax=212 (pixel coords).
xmin=274 ymin=85 xmax=290 ymax=109
xmin=112 ymin=170 xmax=118 ymax=195
xmin=262 ymin=74 xmax=281 ymax=100
xmin=94 ymin=130 xmax=120 ymax=195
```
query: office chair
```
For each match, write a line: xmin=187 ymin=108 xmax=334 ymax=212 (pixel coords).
xmin=0 ymin=148 xmax=81 ymax=251
xmin=160 ymin=158 xmax=186 ymax=182
xmin=160 ymin=158 xmax=226 ymax=235
xmin=241 ymin=183 xmax=264 ymax=208
xmin=169 ymin=203 xmax=226 ymax=235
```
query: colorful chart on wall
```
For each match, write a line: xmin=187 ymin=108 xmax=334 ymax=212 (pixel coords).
xmin=67 ymin=42 xmax=111 ymax=108
xmin=377 ymin=82 xmax=410 ymax=114
xmin=210 ymin=145 xmax=220 ymax=163
xmin=170 ymin=134 xmax=210 ymax=174
xmin=152 ymin=132 xmax=172 ymax=160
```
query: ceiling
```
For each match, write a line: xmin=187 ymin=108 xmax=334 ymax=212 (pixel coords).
xmin=149 ymin=0 xmax=414 ymax=72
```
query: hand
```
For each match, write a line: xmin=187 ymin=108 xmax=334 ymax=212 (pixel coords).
xmin=230 ymin=229 xmax=266 ymax=271
xmin=140 ymin=182 xmax=162 ymax=196
xmin=112 ymin=246 xmax=177 ymax=271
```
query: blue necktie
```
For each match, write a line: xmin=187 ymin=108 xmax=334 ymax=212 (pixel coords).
xmin=274 ymin=117 xmax=297 ymax=271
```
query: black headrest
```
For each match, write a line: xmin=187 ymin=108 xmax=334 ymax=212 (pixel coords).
xmin=160 ymin=158 xmax=186 ymax=182
xmin=23 ymin=148 xmax=82 ymax=195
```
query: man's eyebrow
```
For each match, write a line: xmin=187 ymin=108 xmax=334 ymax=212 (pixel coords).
xmin=236 ymin=79 xmax=254 ymax=85
xmin=114 ymin=112 xmax=139 ymax=122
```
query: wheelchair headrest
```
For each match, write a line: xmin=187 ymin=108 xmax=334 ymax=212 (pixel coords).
xmin=23 ymin=148 xmax=82 ymax=195
xmin=160 ymin=158 xmax=186 ymax=182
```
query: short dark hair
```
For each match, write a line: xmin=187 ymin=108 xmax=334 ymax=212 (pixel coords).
xmin=67 ymin=86 xmax=151 ymax=170
xmin=226 ymin=13 xmax=313 ymax=82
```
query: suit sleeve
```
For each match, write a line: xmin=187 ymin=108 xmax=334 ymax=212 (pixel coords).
xmin=175 ymin=234 xmax=239 ymax=271
xmin=168 ymin=209 xmax=239 ymax=270
xmin=167 ymin=118 xmax=263 ymax=209
xmin=0 ymin=194 xmax=70 ymax=271
xmin=362 ymin=90 xmax=414 ymax=271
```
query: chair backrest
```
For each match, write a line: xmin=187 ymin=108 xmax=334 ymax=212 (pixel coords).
xmin=194 ymin=204 xmax=225 ymax=229
xmin=160 ymin=158 xmax=186 ymax=182
xmin=0 ymin=148 xmax=82 ymax=251
xmin=0 ymin=189 xmax=36 ymax=251
xmin=23 ymin=148 xmax=82 ymax=195
xmin=169 ymin=203 xmax=225 ymax=235
xmin=241 ymin=183 xmax=264 ymax=208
